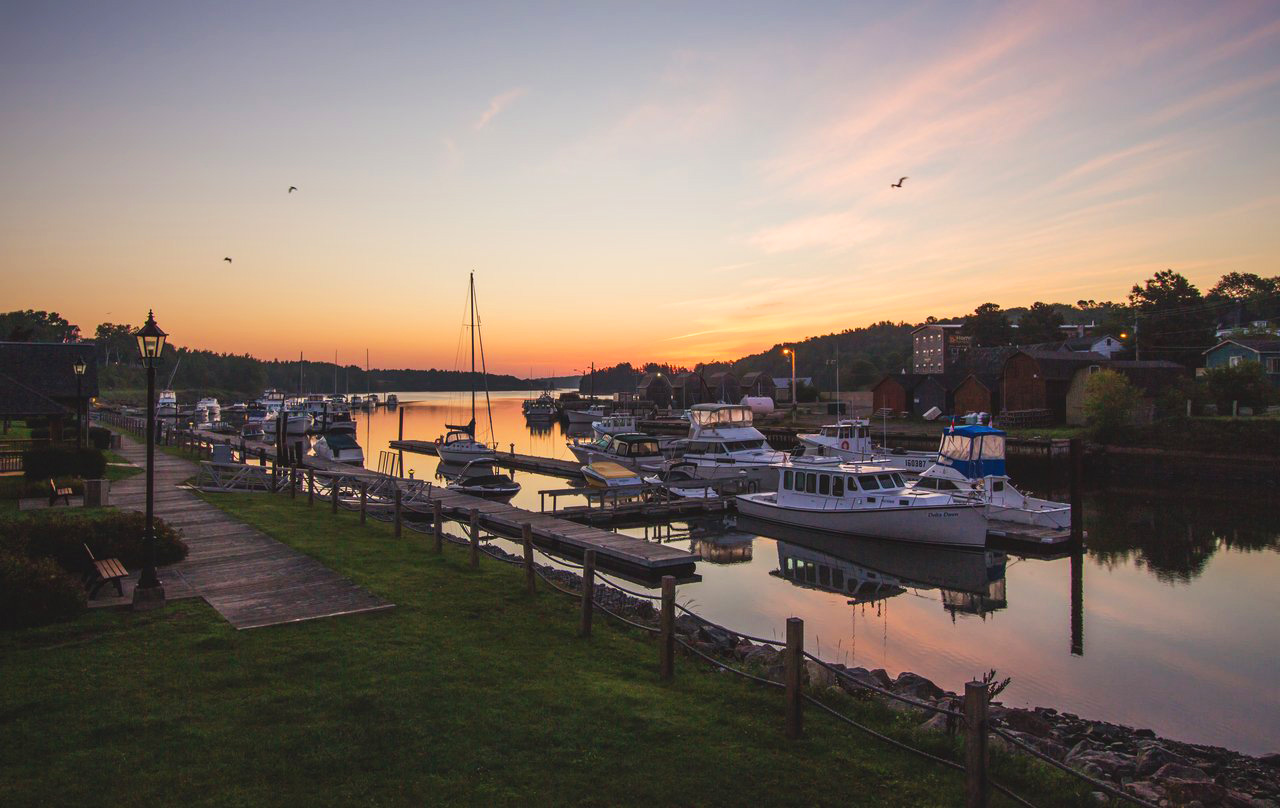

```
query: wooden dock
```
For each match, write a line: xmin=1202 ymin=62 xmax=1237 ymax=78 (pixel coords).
xmin=390 ymin=439 xmax=584 ymax=478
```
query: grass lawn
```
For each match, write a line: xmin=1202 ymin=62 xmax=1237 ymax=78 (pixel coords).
xmin=0 ymin=491 xmax=1091 ymax=807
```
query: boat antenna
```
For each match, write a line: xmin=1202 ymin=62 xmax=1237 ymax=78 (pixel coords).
xmin=164 ymin=355 xmax=182 ymax=390
xmin=298 ymin=350 xmax=303 ymax=396
xmin=469 ymin=272 xmax=476 ymax=433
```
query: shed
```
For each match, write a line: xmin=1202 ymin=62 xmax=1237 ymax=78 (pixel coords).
xmin=1001 ymin=350 xmax=1109 ymax=422
xmin=740 ymin=371 xmax=777 ymax=399
xmin=636 ymin=372 xmax=673 ymax=408
xmin=1064 ymin=360 xmax=1187 ymax=425
xmin=871 ymin=374 xmax=923 ymax=413
xmin=951 ymin=346 xmax=1018 ymax=415
xmin=706 ymin=371 xmax=740 ymax=404
xmin=671 ymin=372 xmax=709 ymax=408
xmin=1202 ymin=339 xmax=1280 ymax=387
xmin=0 ymin=341 xmax=99 ymax=435
xmin=911 ymin=376 xmax=951 ymax=417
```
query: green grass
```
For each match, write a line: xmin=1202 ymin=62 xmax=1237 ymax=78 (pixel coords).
xmin=0 ymin=423 xmax=34 ymax=440
xmin=0 ymin=491 xmax=1092 ymax=807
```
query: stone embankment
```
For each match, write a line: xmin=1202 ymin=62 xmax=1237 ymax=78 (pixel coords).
xmin=483 ymin=538 xmax=1279 ymax=807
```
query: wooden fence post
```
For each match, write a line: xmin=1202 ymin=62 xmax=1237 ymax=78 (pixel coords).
xmin=289 ymin=466 xmax=296 ymax=498
xmin=359 ymin=482 xmax=367 ymax=524
xmin=433 ymin=500 xmax=443 ymax=554
xmin=394 ymin=488 xmax=403 ymax=538
xmin=469 ymin=508 xmax=479 ymax=567
xmin=965 ymin=681 xmax=990 ymax=808
xmin=785 ymin=617 xmax=804 ymax=740
xmin=307 ymin=468 xmax=315 ymax=505
xmin=660 ymin=575 xmax=675 ymax=680
xmin=522 ymin=523 xmax=535 ymax=594
xmin=579 ymin=550 xmax=596 ymax=638
xmin=331 ymin=475 xmax=339 ymax=513
xmin=1069 ymin=438 xmax=1084 ymax=544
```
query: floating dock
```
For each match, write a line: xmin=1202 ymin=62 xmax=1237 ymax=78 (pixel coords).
xmin=390 ymin=439 xmax=583 ymax=479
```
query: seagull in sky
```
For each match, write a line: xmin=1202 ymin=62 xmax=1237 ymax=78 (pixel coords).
xmin=890 ymin=177 xmax=908 ymax=188
xmin=223 ymin=257 xmax=233 ymax=263
xmin=288 ymin=186 xmax=298 ymax=193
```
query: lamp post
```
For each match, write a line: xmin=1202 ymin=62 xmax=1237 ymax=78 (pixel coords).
xmin=72 ymin=357 xmax=87 ymax=450
xmin=133 ymin=310 xmax=168 ymax=610
xmin=783 ymin=348 xmax=797 ymax=417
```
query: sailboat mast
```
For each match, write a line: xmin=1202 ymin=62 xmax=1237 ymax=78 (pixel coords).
xmin=334 ymin=350 xmax=337 ymax=395
xmin=469 ymin=271 xmax=476 ymax=425
xmin=298 ymin=351 xmax=303 ymax=396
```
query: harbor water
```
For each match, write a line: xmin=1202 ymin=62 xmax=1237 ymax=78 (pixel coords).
xmin=351 ymin=391 xmax=1280 ymax=755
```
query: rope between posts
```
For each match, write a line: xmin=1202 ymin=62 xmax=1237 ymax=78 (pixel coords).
xmin=594 ymin=571 xmax=662 ymax=600
xmin=673 ymin=602 xmax=786 ymax=648
xmin=802 ymin=651 xmax=964 ymax=719
xmin=674 ymin=636 xmax=783 ymax=689
xmin=989 ymin=727 xmax=1158 ymax=808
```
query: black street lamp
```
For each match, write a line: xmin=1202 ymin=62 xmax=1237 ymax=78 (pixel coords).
xmin=133 ymin=310 xmax=167 ymax=610
xmin=72 ymin=357 xmax=87 ymax=450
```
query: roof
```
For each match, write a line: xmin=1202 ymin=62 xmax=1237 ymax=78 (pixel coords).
xmin=1009 ymin=349 xmax=1110 ymax=380
xmin=611 ymin=433 xmax=661 ymax=444
xmin=740 ymin=371 xmax=771 ymax=385
xmin=1202 ymin=338 xmax=1280 ymax=356
xmin=772 ymin=376 xmax=813 ymax=389
xmin=872 ymin=373 xmax=928 ymax=392
xmin=0 ymin=371 xmax=73 ymax=417
xmin=706 ymin=371 xmax=736 ymax=383
xmin=1063 ymin=334 xmax=1118 ymax=351
xmin=948 ymin=424 xmax=1005 ymax=438
xmin=671 ymin=371 xmax=704 ymax=387
xmin=636 ymin=372 xmax=671 ymax=390
xmin=910 ymin=323 xmax=964 ymax=334
xmin=0 ymin=341 xmax=99 ymax=400
xmin=1095 ymin=360 xmax=1187 ymax=396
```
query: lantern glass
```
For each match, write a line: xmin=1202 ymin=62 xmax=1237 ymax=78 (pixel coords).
xmin=73 ymin=358 xmax=87 ymax=376
xmin=133 ymin=310 xmax=168 ymax=367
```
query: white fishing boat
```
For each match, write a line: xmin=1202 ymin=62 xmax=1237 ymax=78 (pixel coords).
xmin=157 ymin=389 xmax=177 ymax=418
xmin=648 ymin=403 xmax=789 ymax=491
xmin=735 ymin=456 xmax=988 ymax=547
xmin=581 ymin=461 xmax=646 ymax=490
xmin=281 ymin=401 xmax=313 ymax=436
xmin=525 ymin=396 xmax=557 ymax=422
xmin=240 ymin=422 xmax=265 ymax=441
xmin=911 ymin=425 xmax=1071 ymax=530
xmin=591 ymin=414 xmax=639 ymax=440
xmin=436 ymin=272 xmax=500 ymax=464
xmin=565 ymin=405 xmax=606 ymax=425
xmin=568 ymin=432 xmax=665 ymax=471
xmin=311 ymin=430 xmax=365 ymax=466
xmin=797 ymin=419 xmax=934 ymax=474
xmin=195 ymin=397 xmax=221 ymax=423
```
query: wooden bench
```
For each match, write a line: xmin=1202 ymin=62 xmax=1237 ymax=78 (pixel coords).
xmin=48 ymin=479 xmax=73 ymax=506
xmin=83 ymin=544 xmax=127 ymax=598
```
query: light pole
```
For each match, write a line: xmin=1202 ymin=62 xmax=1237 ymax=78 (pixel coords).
xmin=72 ymin=357 xmax=87 ymax=450
xmin=783 ymin=348 xmax=797 ymax=416
xmin=133 ymin=310 xmax=168 ymax=610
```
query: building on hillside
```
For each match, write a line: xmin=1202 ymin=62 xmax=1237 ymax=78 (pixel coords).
xmin=740 ymin=371 xmax=777 ymax=400
xmin=636 ymin=372 xmax=673 ymax=408
xmin=911 ymin=324 xmax=969 ymax=374
xmin=671 ymin=372 xmax=709 ymax=408
xmin=1062 ymin=334 xmax=1123 ymax=358
xmin=0 ymin=341 xmax=99 ymax=434
xmin=772 ymin=376 xmax=813 ymax=404
xmin=1202 ymin=339 xmax=1280 ymax=387
xmin=706 ymin=371 xmax=740 ymax=404
xmin=1001 ymin=349 xmax=1109 ymax=422
xmin=1214 ymin=303 xmax=1279 ymax=339
xmin=1064 ymin=360 xmax=1186 ymax=425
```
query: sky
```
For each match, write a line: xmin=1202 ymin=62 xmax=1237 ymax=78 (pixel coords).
xmin=2 ymin=0 xmax=1279 ymax=374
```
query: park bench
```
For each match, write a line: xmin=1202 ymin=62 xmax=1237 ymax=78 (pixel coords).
xmin=83 ymin=544 xmax=127 ymax=598
xmin=48 ymin=479 xmax=73 ymax=506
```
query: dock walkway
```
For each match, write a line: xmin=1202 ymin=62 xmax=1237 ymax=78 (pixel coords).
xmin=390 ymin=439 xmax=583 ymax=478
xmin=100 ymin=430 xmax=393 ymax=629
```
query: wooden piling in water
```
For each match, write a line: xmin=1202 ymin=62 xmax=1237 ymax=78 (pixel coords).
xmin=522 ymin=523 xmax=535 ymax=594
xmin=1069 ymin=438 xmax=1083 ymax=544
xmin=965 ymin=681 xmax=990 ymax=808
xmin=397 ymin=407 xmax=405 ymax=477
xmin=785 ymin=617 xmax=804 ymax=740
xmin=394 ymin=488 xmax=403 ymax=538
xmin=469 ymin=508 xmax=479 ymax=567
xmin=580 ymin=550 xmax=596 ymax=638
xmin=433 ymin=500 xmax=443 ymax=554
xmin=659 ymin=576 xmax=675 ymax=680
xmin=359 ymin=481 xmax=367 ymax=524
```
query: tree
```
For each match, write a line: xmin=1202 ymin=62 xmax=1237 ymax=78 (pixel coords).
xmin=1083 ymin=370 xmax=1141 ymax=441
xmin=1203 ymin=362 xmax=1275 ymax=413
xmin=1128 ymin=269 xmax=1213 ymax=361
xmin=961 ymin=303 xmax=1013 ymax=347
xmin=93 ymin=322 xmax=136 ymax=364
xmin=0 ymin=310 xmax=80 ymax=342
xmin=1207 ymin=272 xmax=1280 ymax=322
xmin=1017 ymin=302 xmax=1065 ymax=344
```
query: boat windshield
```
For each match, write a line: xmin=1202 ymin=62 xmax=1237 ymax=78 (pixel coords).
xmin=690 ymin=406 xmax=753 ymax=428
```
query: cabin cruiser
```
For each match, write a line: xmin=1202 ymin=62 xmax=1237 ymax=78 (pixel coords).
xmin=436 ymin=420 xmax=494 ymax=464
xmin=240 ymin=422 xmax=265 ymax=441
xmin=311 ymin=430 xmax=365 ymax=466
xmin=565 ymin=405 xmax=606 ymax=425
xmin=281 ymin=401 xmax=314 ymax=436
xmin=525 ymin=397 xmax=557 ymax=422
xmin=591 ymin=414 xmax=639 ymax=440
xmin=911 ymin=425 xmax=1071 ymax=530
xmin=195 ymin=397 xmax=221 ymax=423
xmin=652 ymin=404 xmax=789 ymax=491
xmin=315 ymin=409 xmax=357 ymax=434
xmin=157 ymin=389 xmax=178 ymax=418
xmin=568 ymin=432 xmax=665 ymax=471
xmin=581 ymin=461 xmax=645 ymax=490
xmin=384 ymin=394 xmax=398 ymax=408
xmin=797 ymin=419 xmax=934 ymax=474
xmin=735 ymin=456 xmax=988 ymax=547
xmin=442 ymin=458 xmax=520 ymax=500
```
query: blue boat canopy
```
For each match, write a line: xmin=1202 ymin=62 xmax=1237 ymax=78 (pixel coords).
xmin=936 ymin=425 xmax=1007 ymax=478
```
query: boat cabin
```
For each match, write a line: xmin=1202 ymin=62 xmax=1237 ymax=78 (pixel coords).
xmin=781 ymin=466 xmax=909 ymax=501
xmin=595 ymin=433 xmax=662 ymax=458
xmin=815 ymin=421 xmax=870 ymax=441
xmin=932 ymin=425 xmax=1006 ymax=480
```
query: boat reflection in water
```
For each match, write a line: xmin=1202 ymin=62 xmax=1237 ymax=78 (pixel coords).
xmin=687 ymin=523 xmax=755 ymax=565
xmin=741 ymin=514 xmax=1007 ymax=617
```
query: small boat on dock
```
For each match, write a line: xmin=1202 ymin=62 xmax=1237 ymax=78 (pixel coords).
xmin=565 ymin=405 xmax=606 ymax=425
xmin=240 ymin=422 xmax=265 ymax=441
xmin=591 ymin=413 xmax=639 ymax=440
xmin=568 ymin=432 xmax=666 ymax=470
xmin=797 ymin=419 xmax=934 ymax=474
xmin=157 ymin=389 xmax=178 ymax=418
xmin=444 ymin=458 xmax=520 ymax=500
xmin=311 ymin=430 xmax=365 ymax=466
xmin=581 ymin=460 xmax=645 ymax=490
xmin=651 ymin=403 xmax=789 ymax=491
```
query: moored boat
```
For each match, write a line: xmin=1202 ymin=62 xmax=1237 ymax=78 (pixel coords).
xmin=311 ymin=430 xmax=365 ymax=466
xmin=797 ymin=419 xmax=934 ymax=474
xmin=568 ymin=432 xmax=665 ymax=471
xmin=649 ymin=403 xmax=789 ymax=491
xmin=444 ymin=458 xmax=520 ymax=500
xmin=591 ymin=414 xmax=639 ymax=440
xmin=581 ymin=460 xmax=646 ymax=490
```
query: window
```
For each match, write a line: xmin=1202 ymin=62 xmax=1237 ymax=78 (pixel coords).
xmin=819 ymin=475 xmax=830 ymax=495
xmin=876 ymin=474 xmax=897 ymax=489
xmin=891 ymin=473 xmax=905 ymax=487
xmin=833 ymin=476 xmax=844 ymax=497
xmin=1268 ymin=357 xmax=1280 ymax=374
xmin=805 ymin=474 xmax=817 ymax=494
xmin=859 ymin=475 xmax=880 ymax=490
xmin=794 ymin=472 xmax=805 ymax=491
xmin=784 ymin=470 xmax=793 ymax=490
xmin=992 ymin=480 xmax=1005 ymax=492
xmin=937 ymin=480 xmax=959 ymax=490
xmin=1229 ymin=355 xmax=1241 ymax=368
xmin=819 ymin=566 xmax=830 ymax=586
xmin=915 ymin=477 xmax=937 ymax=490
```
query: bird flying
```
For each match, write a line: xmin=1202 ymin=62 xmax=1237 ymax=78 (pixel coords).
xmin=223 ymin=257 xmax=232 ymax=263
xmin=890 ymin=177 xmax=908 ymax=188
xmin=288 ymin=186 xmax=297 ymax=193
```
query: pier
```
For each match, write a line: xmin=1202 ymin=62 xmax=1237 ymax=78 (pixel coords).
xmin=390 ymin=438 xmax=584 ymax=478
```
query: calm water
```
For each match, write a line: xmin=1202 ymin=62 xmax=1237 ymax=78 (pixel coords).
xmin=352 ymin=391 xmax=1280 ymax=755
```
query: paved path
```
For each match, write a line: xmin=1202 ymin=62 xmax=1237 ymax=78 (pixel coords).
xmin=99 ymin=432 xmax=393 ymax=629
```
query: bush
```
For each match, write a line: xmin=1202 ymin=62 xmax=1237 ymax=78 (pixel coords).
xmin=1083 ymin=370 xmax=1141 ymax=442
xmin=22 ymin=446 xmax=106 ymax=481
xmin=0 ymin=511 xmax=188 ymax=574
xmin=88 ymin=426 xmax=112 ymax=450
xmin=1203 ymin=362 xmax=1275 ymax=413
xmin=0 ymin=551 xmax=86 ymax=629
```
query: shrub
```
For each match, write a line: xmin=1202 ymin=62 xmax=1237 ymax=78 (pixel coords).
xmin=88 ymin=426 xmax=112 ymax=450
xmin=22 ymin=446 xmax=106 ymax=481
xmin=1203 ymin=362 xmax=1275 ymax=413
xmin=0 ymin=511 xmax=187 ymax=575
xmin=1083 ymin=369 xmax=1141 ymax=442
xmin=0 ymin=551 xmax=86 ymax=629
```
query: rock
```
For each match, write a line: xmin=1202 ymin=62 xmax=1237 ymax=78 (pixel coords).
xmin=839 ymin=667 xmax=888 ymax=695
xmin=1002 ymin=708 xmax=1055 ymax=739
xmin=745 ymin=646 xmax=779 ymax=667
xmin=1163 ymin=778 xmax=1227 ymax=805
xmin=634 ymin=600 xmax=654 ymax=619
xmin=1155 ymin=762 xmax=1211 ymax=781
xmin=1127 ymin=780 xmax=1166 ymax=804
xmin=885 ymin=698 xmax=923 ymax=717
xmin=1139 ymin=745 xmax=1193 ymax=778
xmin=697 ymin=624 xmax=735 ymax=651
xmin=733 ymin=641 xmax=755 ymax=661
xmin=1259 ymin=753 xmax=1280 ymax=769
xmin=673 ymin=614 xmax=701 ymax=637
xmin=764 ymin=663 xmax=786 ymax=684
xmin=919 ymin=712 xmax=952 ymax=732
xmin=1223 ymin=791 xmax=1262 ymax=808
xmin=1069 ymin=750 xmax=1136 ymax=780
xmin=1005 ymin=730 xmax=1069 ymax=762
xmin=805 ymin=660 xmax=836 ymax=690
xmin=867 ymin=668 xmax=893 ymax=688
xmin=892 ymin=672 xmax=944 ymax=701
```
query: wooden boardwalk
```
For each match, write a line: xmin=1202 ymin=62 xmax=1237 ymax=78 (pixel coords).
xmin=102 ymin=432 xmax=393 ymax=629
xmin=390 ymin=439 xmax=583 ymax=478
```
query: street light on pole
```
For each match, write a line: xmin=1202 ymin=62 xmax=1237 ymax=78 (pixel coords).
xmin=72 ymin=357 xmax=87 ymax=450
xmin=133 ymin=310 xmax=167 ymax=611
xmin=782 ymin=348 xmax=797 ymax=417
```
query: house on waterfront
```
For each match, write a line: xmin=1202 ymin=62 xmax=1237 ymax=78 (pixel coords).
xmin=870 ymin=373 xmax=949 ymax=416
xmin=0 ymin=341 xmax=99 ymax=434
xmin=636 ymin=372 xmax=673 ymax=408
xmin=740 ymin=371 xmax=776 ymax=400
xmin=706 ymin=371 xmax=740 ymax=404
xmin=951 ymin=346 xmax=1019 ymax=416
xmin=1202 ymin=339 xmax=1280 ymax=387
xmin=671 ymin=372 xmax=709 ymax=408
xmin=1064 ymin=360 xmax=1187 ymax=426
xmin=1061 ymin=334 xmax=1124 ymax=359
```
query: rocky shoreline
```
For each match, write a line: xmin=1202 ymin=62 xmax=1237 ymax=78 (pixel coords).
xmin=481 ymin=540 xmax=1279 ymax=807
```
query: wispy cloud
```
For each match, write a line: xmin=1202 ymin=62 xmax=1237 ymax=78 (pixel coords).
xmin=1148 ymin=65 xmax=1280 ymax=125
xmin=474 ymin=88 xmax=526 ymax=130
xmin=748 ymin=209 xmax=886 ymax=254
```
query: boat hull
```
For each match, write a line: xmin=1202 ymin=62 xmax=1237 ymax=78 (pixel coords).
xmin=565 ymin=408 xmax=604 ymax=424
xmin=437 ymin=440 xmax=493 ymax=464
xmin=735 ymin=494 xmax=987 ymax=547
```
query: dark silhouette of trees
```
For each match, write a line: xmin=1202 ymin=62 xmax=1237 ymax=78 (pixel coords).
xmin=961 ymin=303 xmax=1014 ymax=347
xmin=1016 ymin=302 xmax=1065 ymax=344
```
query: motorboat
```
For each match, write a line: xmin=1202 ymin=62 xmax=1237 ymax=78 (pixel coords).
xmin=581 ymin=461 xmax=646 ymax=490
xmin=316 ymin=410 xmax=357 ymax=434
xmin=797 ymin=419 xmax=934 ymax=474
xmin=195 ymin=397 xmax=221 ymax=423
xmin=281 ymin=402 xmax=313 ymax=436
xmin=311 ymin=430 xmax=365 ymax=466
xmin=157 ymin=389 xmax=177 ymax=418
xmin=735 ymin=456 xmax=988 ymax=547
xmin=240 ymin=422 xmax=265 ymax=441
xmin=650 ymin=403 xmax=789 ymax=491
xmin=565 ymin=405 xmax=606 ymax=425
xmin=642 ymin=462 xmax=722 ymax=499
xmin=591 ymin=414 xmax=639 ymax=440
xmin=524 ymin=393 xmax=557 ymax=422
xmin=567 ymin=432 xmax=665 ymax=471
xmin=384 ymin=394 xmax=398 ymax=408
xmin=910 ymin=425 xmax=1071 ymax=531
xmin=444 ymin=458 xmax=519 ymax=500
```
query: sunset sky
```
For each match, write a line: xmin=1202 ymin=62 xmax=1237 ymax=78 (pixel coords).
xmin=3 ymin=1 xmax=1279 ymax=374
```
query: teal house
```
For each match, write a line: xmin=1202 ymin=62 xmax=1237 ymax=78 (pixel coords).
xmin=1202 ymin=339 xmax=1280 ymax=387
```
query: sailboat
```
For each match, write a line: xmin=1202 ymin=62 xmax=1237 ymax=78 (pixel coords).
xmin=437 ymin=273 xmax=498 ymax=464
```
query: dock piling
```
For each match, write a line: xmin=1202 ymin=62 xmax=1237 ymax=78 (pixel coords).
xmin=469 ymin=508 xmax=479 ymax=567
xmin=359 ymin=481 xmax=367 ymax=524
xmin=965 ymin=681 xmax=990 ymax=808
xmin=394 ymin=488 xmax=403 ymax=538
xmin=1069 ymin=438 xmax=1083 ymax=544
xmin=522 ymin=523 xmax=535 ymax=594
xmin=785 ymin=617 xmax=804 ymax=739
xmin=307 ymin=468 xmax=315 ymax=505
xmin=432 ymin=500 xmax=443 ymax=554
xmin=659 ymin=576 xmax=675 ymax=680
xmin=580 ymin=550 xmax=596 ymax=638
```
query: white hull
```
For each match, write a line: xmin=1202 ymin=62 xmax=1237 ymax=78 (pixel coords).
xmin=736 ymin=494 xmax=987 ymax=547
xmin=987 ymin=500 xmax=1071 ymax=530
xmin=566 ymin=408 xmax=605 ymax=424
xmin=284 ymin=415 xmax=312 ymax=436
xmin=437 ymin=440 xmax=493 ymax=464
xmin=798 ymin=437 xmax=934 ymax=474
